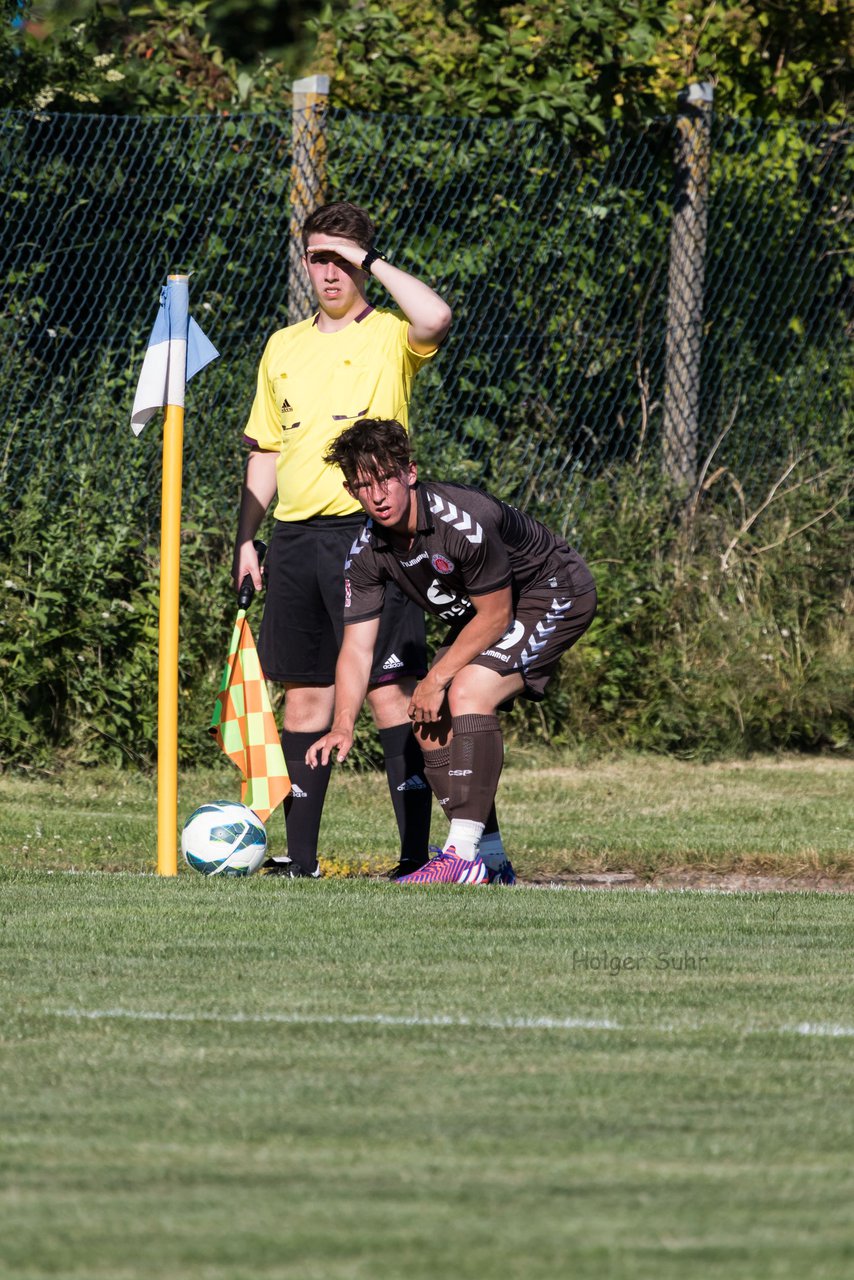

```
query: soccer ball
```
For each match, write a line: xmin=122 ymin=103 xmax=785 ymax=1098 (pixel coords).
xmin=181 ymin=801 xmax=267 ymax=877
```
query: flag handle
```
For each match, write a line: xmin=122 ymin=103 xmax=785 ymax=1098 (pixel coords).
xmin=156 ymin=397 xmax=184 ymax=876
xmin=236 ymin=539 xmax=267 ymax=610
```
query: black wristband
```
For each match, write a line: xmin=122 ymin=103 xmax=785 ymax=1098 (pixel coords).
xmin=360 ymin=245 xmax=388 ymax=273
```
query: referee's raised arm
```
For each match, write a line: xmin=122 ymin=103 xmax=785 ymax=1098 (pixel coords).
xmin=304 ymin=233 xmax=452 ymax=352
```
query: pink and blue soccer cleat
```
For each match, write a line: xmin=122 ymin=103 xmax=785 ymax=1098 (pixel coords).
xmin=396 ymin=847 xmax=488 ymax=885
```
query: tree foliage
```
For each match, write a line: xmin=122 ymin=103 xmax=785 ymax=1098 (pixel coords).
xmin=308 ymin=0 xmax=673 ymax=132
xmin=2 ymin=0 xmax=232 ymax=112
xmin=646 ymin=0 xmax=852 ymax=121
xmin=0 ymin=0 xmax=298 ymax=113
xmin=2 ymin=1 xmax=850 ymax=124
xmin=309 ymin=0 xmax=851 ymax=126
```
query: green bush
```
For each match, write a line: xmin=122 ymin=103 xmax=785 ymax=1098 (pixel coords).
xmin=502 ymin=452 xmax=853 ymax=758
xmin=0 ymin=437 xmax=238 ymax=771
xmin=1 ymin=436 xmax=850 ymax=773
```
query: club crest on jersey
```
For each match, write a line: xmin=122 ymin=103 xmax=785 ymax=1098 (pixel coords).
xmin=431 ymin=553 xmax=455 ymax=575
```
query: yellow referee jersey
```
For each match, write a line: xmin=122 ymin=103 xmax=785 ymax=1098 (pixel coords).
xmin=243 ymin=307 xmax=434 ymax=521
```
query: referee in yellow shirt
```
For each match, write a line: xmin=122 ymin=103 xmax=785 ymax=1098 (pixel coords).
xmin=233 ymin=202 xmax=452 ymax=878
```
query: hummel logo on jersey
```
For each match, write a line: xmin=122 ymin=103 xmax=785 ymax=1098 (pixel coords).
xmin=397 ymin=775 xmax=428 ymax=792
xmin=382 ymin=652 xmax=404 ymax=670
xmin=290 ymin=783 xmax=308 ymax=799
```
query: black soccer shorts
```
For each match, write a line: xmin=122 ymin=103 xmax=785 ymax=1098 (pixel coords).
xmin=257 ymin=516 xmax=427 ymax=686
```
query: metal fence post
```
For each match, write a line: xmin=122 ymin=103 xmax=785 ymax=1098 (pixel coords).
xmin=288 ymin=74 xmax=330 ymax=324
xmin=662 ymin=82 xmax=714 ymax=490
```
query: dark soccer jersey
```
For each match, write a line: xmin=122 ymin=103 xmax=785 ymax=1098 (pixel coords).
xmin=343 ymin=481 xmax=595 ymax=628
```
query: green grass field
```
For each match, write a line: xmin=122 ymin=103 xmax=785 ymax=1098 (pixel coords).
xmin=2 ymin=873 xmax=853 ymax=1279
xmin=2 ymin=754 xmax=853 ymax=880
xmin=2 ymin=756 xmax=853 ymax=1278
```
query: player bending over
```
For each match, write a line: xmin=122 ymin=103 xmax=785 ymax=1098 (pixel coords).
xmin=306 ymin=418 xmax=597 ymax=885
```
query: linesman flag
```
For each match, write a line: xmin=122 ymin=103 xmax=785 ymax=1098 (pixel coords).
xmin=131 ymin=277 xmax=219 ymax=435
xmin=210 ymin=614 xmax=290 ymax=823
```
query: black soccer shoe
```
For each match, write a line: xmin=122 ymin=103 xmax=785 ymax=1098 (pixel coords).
xmin=260 ymin=857 xmax=291 ymax=875
xmin=386 ymin=860 xmax=422 ymax=880
xmin=261 ymin=858 xmax=322 ymax=879
xmin=385 ymin=846 xmax=440 ymax=880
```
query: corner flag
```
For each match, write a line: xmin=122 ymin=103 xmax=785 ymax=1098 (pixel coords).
xmin=131 ymin=277 xmax=219 ymax=435
xmin=132 ymin=274 xmax=218 ymax=876
xmin=210 ymin=613 xmax=291 ymax=823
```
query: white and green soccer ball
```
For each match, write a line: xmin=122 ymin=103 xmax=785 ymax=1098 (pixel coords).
xmin=181 ymin=801 xmax=267 ymax=877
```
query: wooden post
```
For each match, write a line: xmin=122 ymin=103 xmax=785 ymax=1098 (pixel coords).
xmin=662 ymin=82 xmax=714 ymax=491
xmin=288 ymin=74 xmax=330 ymax=325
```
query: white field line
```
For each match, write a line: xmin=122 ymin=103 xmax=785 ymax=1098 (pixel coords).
xmin=784 ymin=1022 xmax=854 ymax=1038
xmin=51 ymin=1008 xmax=620 ymax=1032
xmin=49 ymin=1007 xmax=854 ymax=1039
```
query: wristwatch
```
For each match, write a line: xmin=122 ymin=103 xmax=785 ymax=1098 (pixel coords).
xmin=360 ymin=246 xmax=388 ymax=273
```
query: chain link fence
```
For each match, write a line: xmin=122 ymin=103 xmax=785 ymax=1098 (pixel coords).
xmin=1 ymin=104 xmax=850 ymax=529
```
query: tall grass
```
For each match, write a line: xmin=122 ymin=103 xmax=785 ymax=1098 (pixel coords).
xmin=504 ymin=451 xmax=852 ymax=757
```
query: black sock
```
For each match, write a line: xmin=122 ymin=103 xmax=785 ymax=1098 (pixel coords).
xmin=280 ymin=728 xmax=332 ymax=874
xmin=484 ymin=803 xmax=500 ymax=837
xmin=378 ymin=723 xmax=432 ymax=866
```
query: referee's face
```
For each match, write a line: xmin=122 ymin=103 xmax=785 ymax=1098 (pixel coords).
xmin=346 ymin=464 xmax=417 ymax=533
xmin=304 ymin=234 xmax=365 ymax=321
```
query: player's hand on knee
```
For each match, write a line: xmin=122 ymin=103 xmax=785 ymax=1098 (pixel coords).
xmin=407 ymin=673 xmax=448 ymax=724
xmin=306 ymin=730 xmax=353 ymax=768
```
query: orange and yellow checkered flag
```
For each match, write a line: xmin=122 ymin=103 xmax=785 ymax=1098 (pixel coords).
xmin=209 ymin=613 xmax=290 ymax=822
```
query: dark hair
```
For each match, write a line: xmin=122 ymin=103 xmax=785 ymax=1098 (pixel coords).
xmin=302 ymin=201 xmax=375 ymax=253
xmin=323 ymin=418 xmax=413 ymax=486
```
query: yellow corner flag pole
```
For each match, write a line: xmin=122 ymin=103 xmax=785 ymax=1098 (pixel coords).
xmin=157 ymin=379 xmax=185 ymax=876
xmin=130 ymin=273 xmax=219 ymax=876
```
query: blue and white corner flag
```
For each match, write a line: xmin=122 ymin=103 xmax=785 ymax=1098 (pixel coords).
xmin=131 ymin=275 xmax=219 ymax=435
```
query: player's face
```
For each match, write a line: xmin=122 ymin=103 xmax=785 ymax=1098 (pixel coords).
xmin=346 ymin=463 xmax=417 ymax=532
xmin=303 ymin=234 xmax=364 ymax=319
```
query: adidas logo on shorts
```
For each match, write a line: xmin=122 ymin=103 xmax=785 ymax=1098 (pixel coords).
xmin=382 ymin=653 xmax=404 ymax=670
xmin=290 ymin=783 xmax=308 ymax=799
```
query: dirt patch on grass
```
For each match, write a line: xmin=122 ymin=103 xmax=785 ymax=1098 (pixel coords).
xmin=527 ymin=869 xmax=854 ymax=893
